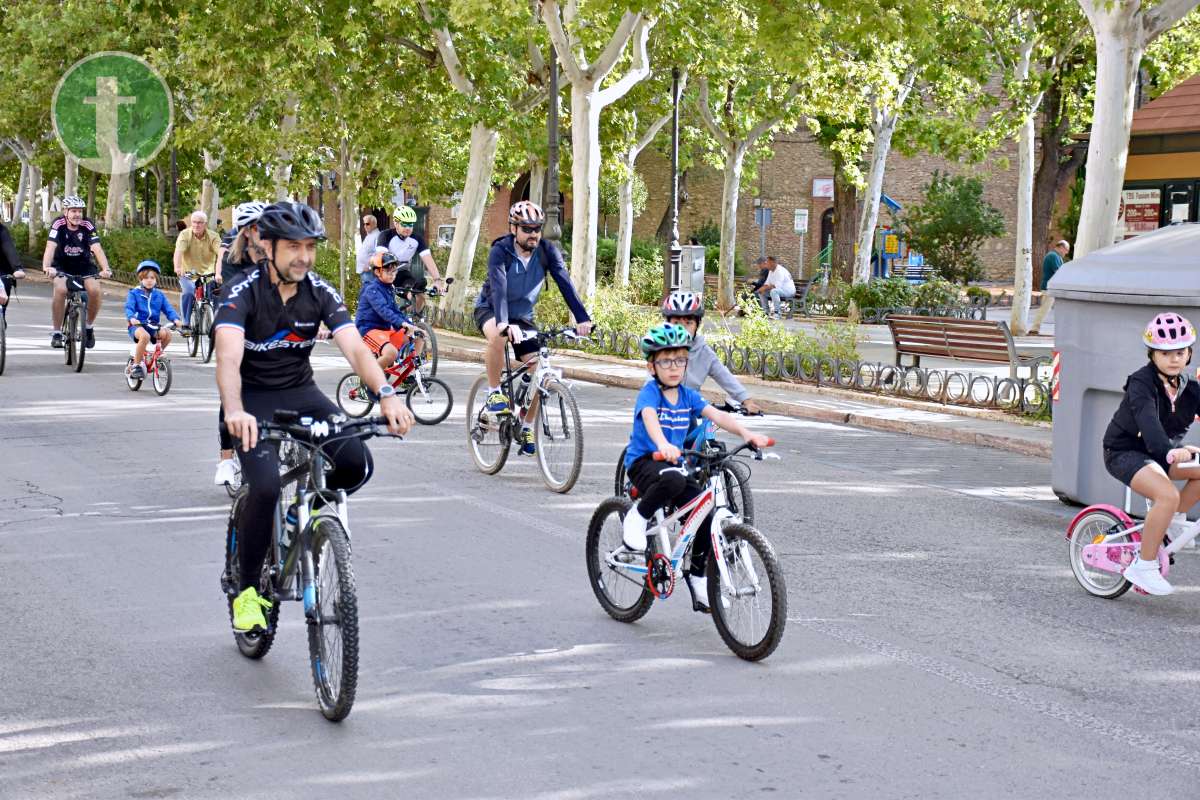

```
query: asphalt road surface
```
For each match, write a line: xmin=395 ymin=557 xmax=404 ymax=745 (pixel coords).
xmin=0 ymin=280 xmax=1193 ymax=799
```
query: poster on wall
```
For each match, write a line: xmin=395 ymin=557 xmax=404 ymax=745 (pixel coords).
xmin=1118 ymin=189 xmax=1161 ymax=239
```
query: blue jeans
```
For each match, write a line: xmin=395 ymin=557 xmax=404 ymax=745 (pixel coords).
xmin=179 ymin=275 xmax=195 ymax=322
xmin=759 ymin=286 xmax=795 ymax=315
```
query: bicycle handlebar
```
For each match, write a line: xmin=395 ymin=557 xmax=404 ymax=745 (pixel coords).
xmin=652 ymin=439 xmax=776 ymax=465
xmin=714 ymin=401 xmax=763 ymax=417
xmin=184 ymin=271 xmax=216 ymax=280
xmin=219 ymin=411 xmax=403 ymax=448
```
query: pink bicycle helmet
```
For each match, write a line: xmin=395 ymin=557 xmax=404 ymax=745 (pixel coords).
xmin=1144 ymin=312 xmax=1197 ymax=350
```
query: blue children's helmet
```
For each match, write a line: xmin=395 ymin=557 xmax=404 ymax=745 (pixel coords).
xmin=136 ymin=260 xmax=161 ymax=275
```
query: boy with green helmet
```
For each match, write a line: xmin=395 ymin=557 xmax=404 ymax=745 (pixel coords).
xmin=622 ymin=323 xmax=771 ymax=612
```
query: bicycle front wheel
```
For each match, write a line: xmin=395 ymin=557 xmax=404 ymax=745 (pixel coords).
xmin=407 ymin=376 xmax=453 ymax=425
xmin=307 ymin=517 xmax=359 ymax=722
xmin=722 ymin=461 xmax=755 ymax=526
xmin=152 ymin=358 xmax=172 ymax=395
xmin=585 ymin=496 xmax=654 ymax=623
xmin=419 ymin=321 xmax=438 ymax=376
xmin=199 ymin=305 xmax=215 ymax=363
xmin=1068 ymin=508 xmax=1134 ymax=599
xmin=535 ymin=379 xmax=584 ymax=493
xmin=222 ymin=488 xmax=281 ymax=659
xmin=335 ymin=373 xmax=374 ymax=418
xmin=708 ymin=523 xmax=786 ymax=661
xmin=70 ymin=309 xmax=85 ymax=372
xmin=466 ymin=374 xmax=511 ymax=475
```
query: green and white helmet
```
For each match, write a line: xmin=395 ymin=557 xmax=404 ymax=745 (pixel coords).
xmin=394 ymin=205 xmax=417 ymax=225
xmin=640 ymin=322 xmax=692 ymax=359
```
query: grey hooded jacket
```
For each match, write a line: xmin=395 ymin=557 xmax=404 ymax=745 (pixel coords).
xmin=685 ymin=333 xmax=749 ymax=403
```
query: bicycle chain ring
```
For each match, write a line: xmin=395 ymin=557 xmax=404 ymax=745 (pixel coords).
xmin=646 ymin=552 xmax=675 ymax=598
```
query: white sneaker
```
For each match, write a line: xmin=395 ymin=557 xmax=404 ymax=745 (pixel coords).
xmin=213 ymin=458 xmax=239 ymax=486
xmin=1123 ymin=557 xmax=1174 ymax=596
xmin=687 ymin=574 xmax=710 ymax=610
xmin=622 ymin=510 xmax=648 ymax=551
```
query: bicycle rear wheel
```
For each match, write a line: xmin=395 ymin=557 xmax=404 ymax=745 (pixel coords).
xmin=152 ymin=358 xmax=172 ymax=395
xmin=406 ymin=376 xmax=453 ymax=425
xmin=70 ymin=308 xmax=85 ymax=372
xmin=1068 ymin=508 xmax=1134 ymax=599
xmin=585 ymin=496 xmax=654 ymax=623
xmin=535 ymin=379 xmax=584 ymax=493
xmin=466 ymin=374 xmax=511 ymax=474
xmin=222 ymin=488 xmax=281 ymax=659
xmin=187 ymin=305 xmax=201 ymax=357
xmin=708 ymin=523 xmax=786 ymax=661
xmin=335 ymin=373 xmax=374 ymax=418
xmin=307 ymin=517 xmax=359 ymax=722
xmin=199 ymin=305 xmax=215 ymax=363
xmin=0 ymin=309 xmax=7 ymax=376
xmin=125 ymin=358 xmax=143 ymax=391
xmin=613 ymin=447 xmax=628 ymax=496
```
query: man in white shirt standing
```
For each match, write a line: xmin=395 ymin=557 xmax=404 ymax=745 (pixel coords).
xmin=756 ymin=256 xmax=795 ymax=318
xmin=355 ymin=214 xmax=381 ymax=285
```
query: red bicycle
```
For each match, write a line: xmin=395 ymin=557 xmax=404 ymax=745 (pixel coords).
xmin=336 ymin=330 xmax=453 ymax=424
xmin=124 ymin=324 xmax=176 ymax=395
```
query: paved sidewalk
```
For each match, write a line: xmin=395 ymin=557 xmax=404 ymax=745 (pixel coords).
xmin=433 ymin=328 xmax=1051 ymax=459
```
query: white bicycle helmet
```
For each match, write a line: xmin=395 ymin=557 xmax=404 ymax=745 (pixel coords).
xmin=233 ymin=201 xmax=267 ymax=229
xmin=509 ymin=200 xmax=545 ymax=226
xmin=63 ymin=195 xmax=85 ymax=209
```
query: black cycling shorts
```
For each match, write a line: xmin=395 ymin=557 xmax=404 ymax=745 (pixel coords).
xmin=473 ymin=307 xmax=540 ymax=359
xmin=1104 ymin=448 xmax=1164 ymax=486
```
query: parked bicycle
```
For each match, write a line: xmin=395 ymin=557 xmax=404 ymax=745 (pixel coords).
xmin=1068 ymin=455 xmax=1200 ymax=599
xmin=394 ymin=277 xmax=452 ymax=377
xmin=336 ymin=329 xmax=453 ymax=425
xmin=184 ymin=271 xmax=218 ymax=363
xmin=586 ymin=441 xmax=787 ymax=661
xmin=467 ymin=325 xmax=586 ymax=493
xmin=124 ymin=322 xmax=178 ymax=395
xmin=59 ymin=275 xmax=89 ymax=372
xmin=220 ymin=411 xmax=400 ymax=722
xmin=613 ymin=401 xmax=759 ymax=525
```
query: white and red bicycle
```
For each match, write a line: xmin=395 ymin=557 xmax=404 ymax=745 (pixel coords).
xmin=585 ymin=441 xmax=787 ymax=661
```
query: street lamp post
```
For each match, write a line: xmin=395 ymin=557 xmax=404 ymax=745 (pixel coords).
xmin=544 ymin=48 xmax=562 ymax=247
xmin=663 ymin=66 xmax=682 ymax=301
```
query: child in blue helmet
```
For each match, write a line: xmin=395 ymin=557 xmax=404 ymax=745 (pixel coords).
xmin=124 ymin=260 xmax=181 ymax=378
xmin=621 ymin=322 xmax=771 ymax=611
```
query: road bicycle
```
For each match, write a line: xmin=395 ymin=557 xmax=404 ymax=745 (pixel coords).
xmin=394 ymin=277 xmax=452 ymax=377
xmin=613 ymin=401 xmax=760 ymax=525
xmin=1068 ymin=455 xmax=1200 ymax=599
xmin=336 ymin=329 xmax=453 ymax=425
xmin=220 ymin=411 xmax=400 ymax=721
xmin=586 ymin=442 xmax=787 ymax=661
xmin=467 ymin=325 xmax=586 ymax=493
xmin=184 ymin=271 xmax=217 ymax=363
xmin=124 ymin=323 xmax=177 ymax=395
xmin=58 ymin=274 xmax=89 ymax=372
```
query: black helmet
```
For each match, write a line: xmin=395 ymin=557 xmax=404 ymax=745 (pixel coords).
xmin=257 ymin=202 xmax=326 ymax=242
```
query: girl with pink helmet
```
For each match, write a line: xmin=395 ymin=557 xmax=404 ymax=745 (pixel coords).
xmin=1103 ymin=312 xmax=1200 ymax=595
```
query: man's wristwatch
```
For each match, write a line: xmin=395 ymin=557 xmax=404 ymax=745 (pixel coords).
xmin=376 ymin=384 xmax=397 ymax=399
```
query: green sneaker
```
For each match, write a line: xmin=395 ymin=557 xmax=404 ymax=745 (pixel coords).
xmin=518 ymin=427 xmax=536 ymax=456
xmin=232 ymin=586 xmax=272 ymax=632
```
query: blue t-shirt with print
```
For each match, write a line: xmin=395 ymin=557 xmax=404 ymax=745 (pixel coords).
xmin=624 ymin=380 xmax=709 ymax=470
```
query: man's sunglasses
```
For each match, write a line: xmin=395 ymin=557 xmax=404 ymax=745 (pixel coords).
xmin=518 ymin=224 xmax=543 ymax=234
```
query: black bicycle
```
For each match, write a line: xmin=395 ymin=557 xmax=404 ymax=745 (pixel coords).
xmin=0 ymin=274 xmax=14 ymax=376
xmin=185 ymin=272 xmax=218 ymax=363
xmin=467 ymin=324 xmax=586 ymax=493
xmin=220 ymin=411 xmax=400 ymax=722
xmin=613 ymin=402 xmax=760 ymax=525
xmin=394 ymin=277 xmax=452 ymax=377
xmin=58 ymin=275 xmax=89 ymax=372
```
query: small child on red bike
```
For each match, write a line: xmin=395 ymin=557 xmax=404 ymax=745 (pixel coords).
xmin=355 ymin=250 xmax=423 ymax=370
xmin=124 ymin=260 xmax=181 ymax=378
xmin=1105 ymin=312 xmax=1200 ymax=595
xmin=621 ymin=322 xmax=771 ymax=610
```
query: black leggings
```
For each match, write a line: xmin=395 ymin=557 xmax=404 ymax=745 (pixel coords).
xmin=628 ymin=455 xmax=712 ymax=575
xmin=236 ymin=384 xmax=372 ymax=590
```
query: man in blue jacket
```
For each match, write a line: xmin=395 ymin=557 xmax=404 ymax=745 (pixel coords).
xmin=474 ymin=200 xmax=593 ymax=455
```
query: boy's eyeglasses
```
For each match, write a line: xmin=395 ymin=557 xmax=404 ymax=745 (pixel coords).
xmin=518 ymin=225 xmax=543 ymax=234
xmin=376 ymin=266 xmax=400 ymax=274
xmin=655 ymin=357 xmax=688 ymax=368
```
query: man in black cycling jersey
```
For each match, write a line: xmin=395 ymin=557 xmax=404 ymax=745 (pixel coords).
xmin=0 ymin=219 xmax=23 ymax=306
xmin=42 ymin=195 xmax=112 ymax=349
xmin=214 ymin=201 xmax=414 ymax=632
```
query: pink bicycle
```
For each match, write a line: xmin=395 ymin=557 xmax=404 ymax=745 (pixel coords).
xmin=1067 ymin=456 xmax=1200 ymax=598
xmin=124 ymin=324 xmax=176 ymax=396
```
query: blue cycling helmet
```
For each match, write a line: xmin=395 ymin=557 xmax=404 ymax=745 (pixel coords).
xmin=136 ymin=260 xmax=161 ymax=275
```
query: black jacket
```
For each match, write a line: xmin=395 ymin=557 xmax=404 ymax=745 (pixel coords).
xmin=1103 ymin=362 xmax=1200 ymax=461
xmin=0 ymin=222 xmax=21 ymax=276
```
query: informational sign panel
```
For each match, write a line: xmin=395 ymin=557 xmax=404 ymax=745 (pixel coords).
xmin=793 ymin=208 xmax=809 ymax=234
xmin=1119 ymin=189 xmax=1161 ymax=238
xmin=812 ymin=178 xmax=834 ymax=198
xmin=883 ymin=232 xmax=900 ymax=256
xmin=754 ymin=207 xmax=773 ymax=227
